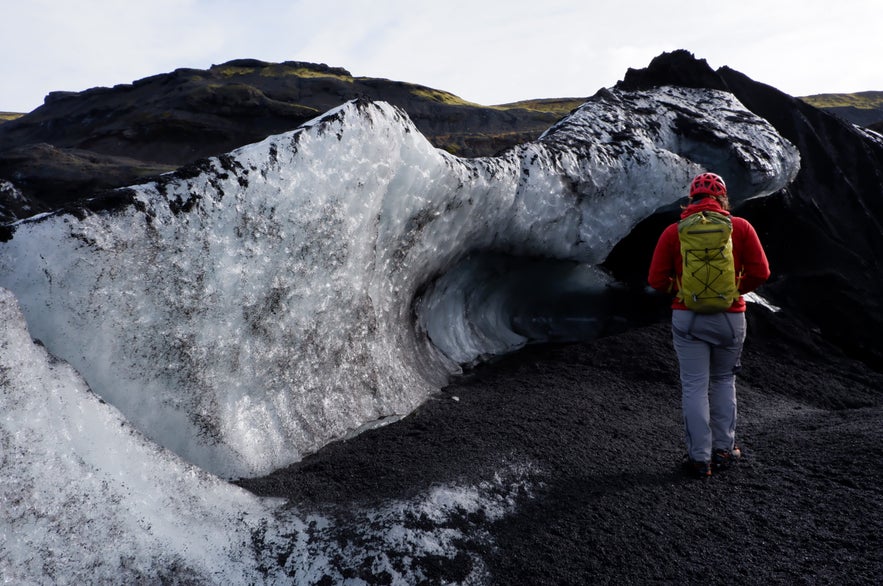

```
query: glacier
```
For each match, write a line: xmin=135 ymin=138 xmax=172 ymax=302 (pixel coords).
xmin=0 ymin=287 xmax=536 ymax=583
xmin=0 ymin=84 xmax=799 ymax=582
xmin=0 ymin=88 xmax=798 ymax=480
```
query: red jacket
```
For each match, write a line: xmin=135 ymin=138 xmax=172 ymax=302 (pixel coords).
xmin=647 ymin=198 xmax=770 ymax=312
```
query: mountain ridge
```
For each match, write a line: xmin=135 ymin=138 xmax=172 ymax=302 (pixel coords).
xmin=0 ymin=59 xmax=582 ymax=220
xmin=799 ymin=90 xmax=883 ymax=130
xmin=3 ymin=56 xmax=879 ymax=225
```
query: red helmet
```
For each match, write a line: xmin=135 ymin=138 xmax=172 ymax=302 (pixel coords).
xmin=689 ymin=173 xmax=727 ymax=198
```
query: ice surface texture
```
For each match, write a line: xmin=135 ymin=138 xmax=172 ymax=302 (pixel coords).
xmin=0 ymin=88 xmax=798 ymax=478
xmin=0 ymin=288 xmax=270 ymax=582
xmin=0 ymin=286 xmax=534 ymax=583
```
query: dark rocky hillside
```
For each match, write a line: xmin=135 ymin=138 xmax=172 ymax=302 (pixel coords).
xmin=800 ymin=91 xmax=883 ymax=130
xmin=603 ymin=50 xmax=883 ymax=371
xmin=0 ymin=59 xmax=582 ymax=220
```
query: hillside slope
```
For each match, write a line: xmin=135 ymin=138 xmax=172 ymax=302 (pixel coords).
xmin=0 ymin=59 xmax=581 ymax=220
xmin=800 ymin=90 xmax=883 ymax=130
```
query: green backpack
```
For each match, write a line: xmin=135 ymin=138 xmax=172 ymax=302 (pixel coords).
xmin=676 ymin=211 xmax=739 ymax=313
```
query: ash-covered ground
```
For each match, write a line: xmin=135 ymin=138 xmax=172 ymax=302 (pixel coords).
xmin=238 ymin=306 xmax=883 ymax=584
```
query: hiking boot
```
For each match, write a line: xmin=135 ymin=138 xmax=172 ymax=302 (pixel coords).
xmin=711 ymin=445 xmax=742 ymax=472
xmin=682 ymin=457 xmax=711 ymax=479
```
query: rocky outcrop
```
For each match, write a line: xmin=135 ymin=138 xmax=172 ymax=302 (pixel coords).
xmin=0 ymin=143 xmax=175 ymax=212
xmin=604 ymin=50 xmax=883 ymax=368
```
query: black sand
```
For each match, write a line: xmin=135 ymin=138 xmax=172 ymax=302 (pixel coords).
xmin=237 ymin=307 xmax=883 ymax=584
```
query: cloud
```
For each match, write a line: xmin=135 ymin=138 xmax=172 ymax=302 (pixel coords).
xmin=1 ymin=0 xmax=881 ymax=112
xmin=1 ymin=0 xmax=226 ymax=109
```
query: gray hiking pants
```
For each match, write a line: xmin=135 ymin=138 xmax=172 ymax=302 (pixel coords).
xmin=671 ymin=310 xmax=747 ymax=462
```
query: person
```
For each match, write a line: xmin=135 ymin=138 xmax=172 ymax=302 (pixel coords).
xmin=647 ymin=172 xmax=770 ymax=478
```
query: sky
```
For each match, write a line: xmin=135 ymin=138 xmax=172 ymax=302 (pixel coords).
xmin=1 ymin=0 xmax=882 ymax=113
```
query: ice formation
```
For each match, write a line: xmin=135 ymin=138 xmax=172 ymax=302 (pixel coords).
xmin=0 ymin=88 xmax=798 ymax=480
xmin=0 ymin=288 xmax=269 ymax=582
xmin=0 ymin=287 xmax=534 ymax=583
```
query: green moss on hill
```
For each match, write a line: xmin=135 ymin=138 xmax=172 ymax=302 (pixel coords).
xmin=0 ymin=112 xmax=24 ymax=124
xmin=492 ymin=98 xmax=586 ymax=116
xmin=410 ymin=87 xmax=480 ymax=107
xmin=210 ymin=61 xmax=356 ymax=83
xmin=800 ymin=91 xmax=883 ymax=110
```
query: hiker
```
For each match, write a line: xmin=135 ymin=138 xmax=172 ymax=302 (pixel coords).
xmin=647 ymin=172 xmax=770 ymax=478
